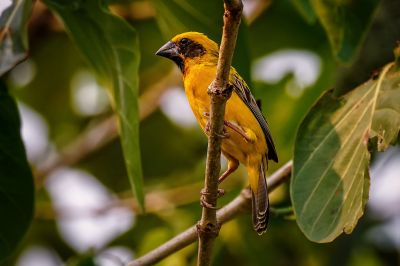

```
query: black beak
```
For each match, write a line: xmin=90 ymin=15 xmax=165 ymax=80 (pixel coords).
xmin=155 ymin=41 xmax=179 ymax=58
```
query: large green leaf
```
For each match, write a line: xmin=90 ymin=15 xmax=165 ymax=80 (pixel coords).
xmin=292 ymin=0 xmax=379 ymax=62
xmin=0 ymin=81 xmax=34 ymax=260
xmin=44 ymin=0 xmax=144 ymax=210
xmin=292 ymin=62 xmax=400 ymax=242
xmin=0 ymin=0 xmax=32 ymax=76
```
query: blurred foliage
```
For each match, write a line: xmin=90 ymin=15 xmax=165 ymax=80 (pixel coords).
xmin=67 ymin=253 xmax=97 ymax=266
xmin=44 ymin=0 xmax=145 ymax=210
xmin=0 ymin=0 xmax=399 ymax=265
xmin=0 ymin=82 xmax=34 ymax=261
xmin=293 ymin=0 xmax=380 ymax=62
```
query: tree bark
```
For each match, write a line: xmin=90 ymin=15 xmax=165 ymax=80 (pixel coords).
xmin=197 ymin=1 xmax=243 ymax=266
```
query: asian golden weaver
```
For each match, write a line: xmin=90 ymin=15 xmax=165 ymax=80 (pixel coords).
xmin=156 ymin=32 xmax=278 ymax=234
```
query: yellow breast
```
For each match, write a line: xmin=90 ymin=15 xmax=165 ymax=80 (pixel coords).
xmin=183 ymin=63 xmax=267 ymax=165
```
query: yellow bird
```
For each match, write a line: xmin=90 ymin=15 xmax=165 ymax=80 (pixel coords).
xmin=156 ymin=32 xmax=278 ymax=234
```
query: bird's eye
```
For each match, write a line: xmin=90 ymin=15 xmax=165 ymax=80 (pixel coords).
xmin=180 ymin=38 xmax=189 ymax=45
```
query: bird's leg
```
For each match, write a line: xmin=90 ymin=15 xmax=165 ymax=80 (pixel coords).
xmin=223 ymin=121 xmax=254 ymax=143
xmin=215 ymin=158 xmax=239 ymax=198
xmin=199 ymin=158 xmax=239 ymax=209
xmin=219 ymin=158 xmax=239 ymax=184
xmin=203 ymin=112 xmax=254 ymax=143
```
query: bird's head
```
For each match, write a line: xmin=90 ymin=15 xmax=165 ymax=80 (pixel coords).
xmin=155 ymin=32 xmax=219 ymax=72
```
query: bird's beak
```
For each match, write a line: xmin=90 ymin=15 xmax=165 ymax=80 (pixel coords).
xmin=155 ymin=41 xmax=179 ymax=58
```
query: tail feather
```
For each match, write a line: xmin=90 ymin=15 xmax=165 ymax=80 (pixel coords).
xmin=251 ymin=160 xmax=269 ymax=235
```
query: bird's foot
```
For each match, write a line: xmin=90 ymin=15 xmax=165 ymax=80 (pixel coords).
xmin=217 ymin=188 xmax=225 ymax=198
xmin=200 ymin=188 xmax=224 ymax=209
xmin=200 ymin=198 xmax=216 ymax=209
xmin=204 ymin=120 xmax=230 ymax=139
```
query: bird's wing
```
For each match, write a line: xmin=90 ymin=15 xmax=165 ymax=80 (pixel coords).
xmin=230 ymin=70 xmax=278 ymax=162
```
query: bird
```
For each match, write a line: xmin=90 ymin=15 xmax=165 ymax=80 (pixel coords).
xmin=156 ymin=32 xmax=278 ymax=235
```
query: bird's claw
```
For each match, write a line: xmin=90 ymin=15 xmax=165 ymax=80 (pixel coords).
xmin=205 ymin=121 xmax=230 ymax=139
xmin=200 ymin=188 xmax=224 ymax=209
xmin=200 ymin=198 xmax=217 ymax=209
xmin=218 ymin=129 xmax=230 ymax=139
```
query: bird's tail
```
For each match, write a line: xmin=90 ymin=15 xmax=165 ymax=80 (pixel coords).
xmin=251 ymin=157 xmax=269 ymax=235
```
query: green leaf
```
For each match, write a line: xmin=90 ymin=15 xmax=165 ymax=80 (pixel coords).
xmin=310 ymin=0 xmax=379 ymax=62
xmin=0 ymin=0 xmax=32 ymax=76
xmin=370 ymin=67 xmax=400 ymax=151
xmin=291 ymin=0 xmax=317 ymax=23
xmin=0 ymin=81 xmax=34 ymax=260
xmin=291 ymin=63 xmax=399 ymax=242
xmin=44 ymin=0 xmax=144 ymax=210
xmin=67 ymin=253 xmax=96 ymax=266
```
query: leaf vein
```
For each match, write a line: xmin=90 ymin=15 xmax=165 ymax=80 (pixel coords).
xmin=309 ymin=138 xmax=364 ymax=234
xmin=299 ymin=99 xmax=374 ymax=217
xmin=295 ymin=85 xmax=375 ymax=180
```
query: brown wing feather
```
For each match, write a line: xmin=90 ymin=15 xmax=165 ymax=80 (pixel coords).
xmin=230 ymin=70 xmax=278 ymax=162
xmin=251 ymin=157 xmax=269 ymax=234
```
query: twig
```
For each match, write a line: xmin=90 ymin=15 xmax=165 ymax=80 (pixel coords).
xmin=35 ymin=182 xmax=206 ymax=220
xmin=35 ymin=177 xmax=245 ymax=220
xmin=197 ymin=1 xmax=243 ymax=265
xmin=34 ymin=115 xmax=117 ymax=188
xmin=127 ymin=160 xmax=292 ymax=266
xmin=34 ymin=68 xmax=180 ymax=188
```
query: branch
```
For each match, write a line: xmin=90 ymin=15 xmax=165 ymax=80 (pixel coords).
xmin=127 ymin=160 xmax=292 ymax=266
xmin=35 ymin=182 xmax=206 ymax=220
xmin=197 ymin=1 xmax=243 ymax=265
xmin=35 ymin=178 xmax=245 ymax=220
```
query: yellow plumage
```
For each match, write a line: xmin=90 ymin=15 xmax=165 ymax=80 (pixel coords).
xmin=156 ymin=32 xmax=278 ymax=234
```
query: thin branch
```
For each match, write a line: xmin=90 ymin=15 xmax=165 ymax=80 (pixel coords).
xmin=34 ymin=68 xmax=180 ymax=188
xmin=34 ymin=116 xmax=117 ymax=188
xmin=197 ymin=1 xmax=243 ymax=265
xmin=35 ymin=178 xmax=245 ymax=220
xmin=127 ymin=160 xmax=292 ymax=266
xmin=35 ymin=182 xmax=206 ymax=220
